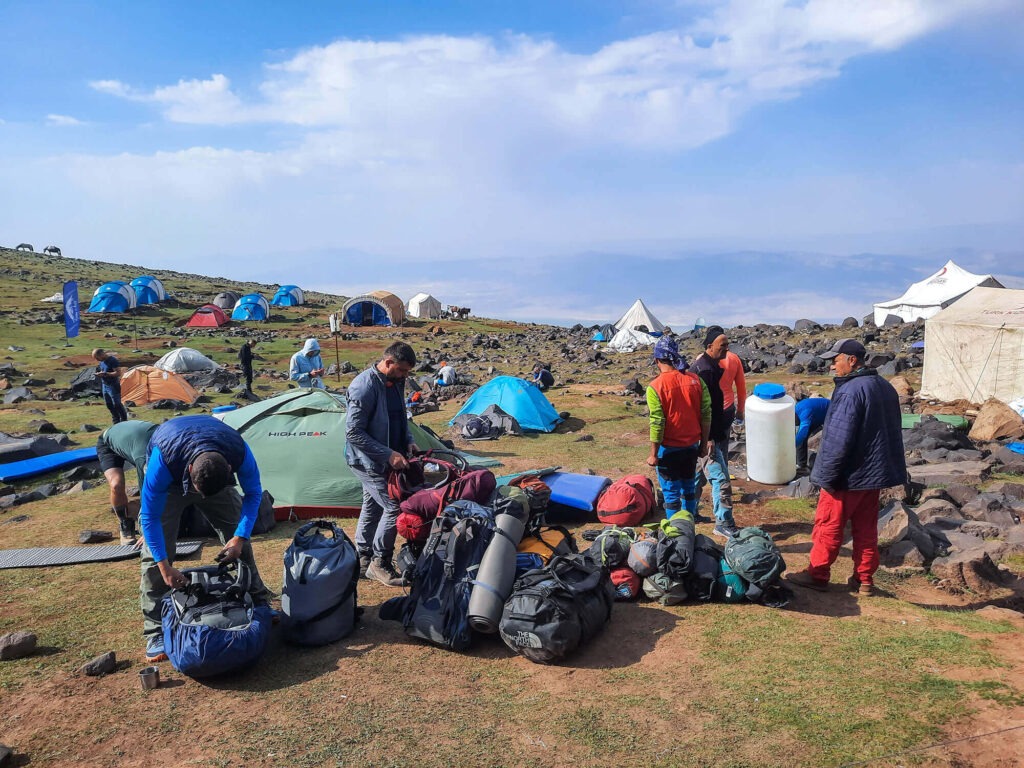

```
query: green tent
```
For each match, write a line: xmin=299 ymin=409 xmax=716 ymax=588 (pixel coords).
xmin=221 ymin=388 xmax=500 ymax=519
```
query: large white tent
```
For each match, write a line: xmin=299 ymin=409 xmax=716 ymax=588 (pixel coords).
xmin=873 ymin=260 xmax=1003 ymax=325
xmin=921 ymin=287 xmax=1024 ymax=405
xmin=407 ymin=292 xmax=442 ymax=319
xmin=608 ymin=328 xmax=658 ymax=353
xmin=155 ymin=347 xmax=219 ymax=373
xmin=614 ymin=298 xmax=665 ymax=334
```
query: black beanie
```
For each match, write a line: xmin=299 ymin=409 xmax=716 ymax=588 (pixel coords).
xmin=703 ymin=325 xmax=726 ymax=349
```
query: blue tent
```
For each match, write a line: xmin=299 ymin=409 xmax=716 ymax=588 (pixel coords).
xmin=271 ymin=285 xmax=304 ymax=307
xmin=130 ymin=275 xmax=167 ymax=305
xmin=231 ymin=293 xmax=270 ymax=321
xmin=88 ymin=281 xmax=137 ymax=313
xmin=450 ymin=376 xmax=563 ymax=433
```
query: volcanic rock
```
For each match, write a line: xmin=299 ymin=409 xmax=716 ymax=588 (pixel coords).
xmin=0 ymin=630 xmax=37 ymax=660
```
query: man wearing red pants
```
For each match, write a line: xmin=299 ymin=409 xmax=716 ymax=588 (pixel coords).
xmin=788 ymin=339 xmax=905 ymax=596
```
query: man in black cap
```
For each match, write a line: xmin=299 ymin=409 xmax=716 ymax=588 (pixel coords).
xmin=788 ymin=338 xmax=905 ymax=596
xmin=690 ymin=325 xmax=740 ymax=538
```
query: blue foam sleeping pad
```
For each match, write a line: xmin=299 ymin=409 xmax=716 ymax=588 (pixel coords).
xmin=543 ymin=472 xmax=611 ymax=512
xmin=0 ymin=447 xmax=98 ymax=483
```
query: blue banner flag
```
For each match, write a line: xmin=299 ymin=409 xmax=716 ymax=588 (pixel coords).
xmin=63 ymin=281 xmax=80 ymax=338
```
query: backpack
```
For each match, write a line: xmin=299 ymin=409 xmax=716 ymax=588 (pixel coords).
xmin=712 ymin=557 xmax=748 ymax=603
xmin=627 ymin=532 xmax=660 ymax=578
xmin=586 ymin=526 xmax=636 ymax=568
xmin=723 ymin=527 xmax=786 ymax=600
xmin=380 ymin=501 xmax=496 ymax=651
xmin=685 ymin=534 xmax=723 ymax=602
xmin=250 ymin=490 xmax=277 ymax=535
xmin=396 ymin=467 xmax=497 ymax=545
xmin=281 ymin=520 xmax=360 ymax=646
xmin=161 ymin=561 xmax=272 ymax=678
xmin=499 ymin=554 xmax=614 ymax=664
xmin=461 ymin=416 xmax=494 ymax=440
xmin=642 ymin=572 xmax=688 ymax=606
xmin=508 ymin=474 xmax=552 ymax=514
xmin=610 ymin=566 xmax=641 ymax=601
xmin=596 ymin=475 xmax=655 ymax=526
xmin=656 ymin=513 xmax=695 ymax=581
xmin=516 ymin=525 xmax=576 ymax=577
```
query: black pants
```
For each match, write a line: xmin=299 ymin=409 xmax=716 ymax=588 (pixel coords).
xmin=241 ymin=363 xmax=253 ymax=391
xmin=795 ymin=416 xmax=823 ymax=470
xmin=103 ymin=389 xmax=128 ymax=424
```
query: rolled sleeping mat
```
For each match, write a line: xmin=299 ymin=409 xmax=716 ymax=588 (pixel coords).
xmin=468 ymin=511 xmax=527 ymax=634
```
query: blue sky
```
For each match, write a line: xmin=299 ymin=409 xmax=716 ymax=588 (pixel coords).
xmin=1 ymin=0 xmax=1022 ymax=326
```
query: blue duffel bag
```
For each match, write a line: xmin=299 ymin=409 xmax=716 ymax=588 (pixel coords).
xmin=161 ymin=561 xmax=272 ymax=678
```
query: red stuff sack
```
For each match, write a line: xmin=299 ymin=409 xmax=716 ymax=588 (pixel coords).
xmin=596 ymin=475 xmax=655 ymax=526
xmin=609 ymin=566 xmax=641 ymax=601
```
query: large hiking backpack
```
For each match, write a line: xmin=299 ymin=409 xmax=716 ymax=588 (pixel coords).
xmin=656 ymin=512 xmax=696 ymax=581
xmin=500 ymin=554 xmax=614 ymax=664
xmin=281 ymin=520 xmax=360 ymax=646
xmin=381 ymin=501 xmax=496 ymax=651
xmin=596 ymin=475 xmax=655 ymax=526
xmin=685 ymin=534 xmax=724 ymax=602
xmin=396 ymin=465 xmax=496 ymax=545
xmin=586 ymin=526 xmax=636 ymax=568
xmin=723 ymin=527 xmax=786 ymax=600
xmin=712 ymin=557 xmax=748 ymax=603
xmin=161 ymin=561 xmax=272 ymax=678
xmin=508 ymin=474 xmax=553 ymax=514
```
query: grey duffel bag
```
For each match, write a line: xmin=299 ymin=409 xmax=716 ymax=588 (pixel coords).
xmin=281 ymin=520 xmax=359 ymax=646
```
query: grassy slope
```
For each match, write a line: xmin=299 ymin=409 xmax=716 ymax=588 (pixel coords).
xmin=0 ymin=248 xmax=1021 ymax=768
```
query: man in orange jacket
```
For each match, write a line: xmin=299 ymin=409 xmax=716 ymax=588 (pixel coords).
xmin=645 ymin=337 xmax=711 ymax=518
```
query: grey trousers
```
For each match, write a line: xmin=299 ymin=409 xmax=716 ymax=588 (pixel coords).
xmin=351 ymin=465 xmax=400 ymax=560
xmin=139 ymin=487 xmax=270 ymax=638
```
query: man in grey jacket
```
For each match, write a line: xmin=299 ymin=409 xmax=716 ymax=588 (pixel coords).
xmin=346 ymin=341 xmax=419 ymax=586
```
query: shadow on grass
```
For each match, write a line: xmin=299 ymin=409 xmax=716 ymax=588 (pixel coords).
xmin=554 ymin=417 xmax=587 ymax=433
xmin=784 ymin=583 xmax=862 ymax=617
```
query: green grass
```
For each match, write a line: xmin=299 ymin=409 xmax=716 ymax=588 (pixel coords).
xmin=763 ymin=496 xmax=818 ymax=521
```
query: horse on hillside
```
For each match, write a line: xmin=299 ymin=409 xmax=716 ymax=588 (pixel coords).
xmin=43 ymin=245 xmax=62 ymax=257
xmin=16 ymin=243 xmax=34 ymax=252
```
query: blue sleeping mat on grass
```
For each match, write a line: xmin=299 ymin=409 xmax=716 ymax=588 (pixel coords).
xmin=543 ymin=471 xmax=611 ymax=512
xmin=0 ymin=447 xmax=99 ymax=483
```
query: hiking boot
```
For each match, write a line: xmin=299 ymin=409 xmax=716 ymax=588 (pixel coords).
xmin=847 ymin=577 xmax=878 ymax=596
xmin=145 ymin=635 xmax=168 ymax=663
xmin=366 ymin=557 xmax=404 ymax=587
xmin=787 ymin=570 xmax=829 ymax=592
xmin=358 ymin=553 xmax=372 ymax=579
xmin=712 ymin=522 xmax=740 ymax=539
xmin=118 ymin=520 xmax=137 ymax=547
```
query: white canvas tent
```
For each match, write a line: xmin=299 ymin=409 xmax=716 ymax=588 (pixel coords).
xmin=615 ymin=299 xmax=665 ymax=334
xmin=155 ymin=347 xmax=218 ymax=373
xmin=407 ymin=292 xmax=442 ymax=319
xmin=873 ymin=260 xmax=1003 ymax=325
xmin=608 ymin=328 xmax=658 ymax=353
xmin=921 ymin=287 xmax=1024 ymax=405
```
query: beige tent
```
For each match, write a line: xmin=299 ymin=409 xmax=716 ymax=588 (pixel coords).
xmin=341 ymin=290 xmax=406 ymax=326
xmin=121 ymin=365 xmax=200 ymax=406
xmin=921 ymin=287 xmax=1024 ymax=405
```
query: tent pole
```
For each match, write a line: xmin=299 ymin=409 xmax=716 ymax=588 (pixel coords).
xmin=334 ymin=332 xmax=341 ymax=382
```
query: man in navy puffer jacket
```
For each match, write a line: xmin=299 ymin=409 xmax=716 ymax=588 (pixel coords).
xmin=789 ymin=339 xmax=906 ymax=596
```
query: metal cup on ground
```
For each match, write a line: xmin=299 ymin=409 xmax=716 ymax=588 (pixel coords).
xmin=139 ymin=666 xmax=160 ymax=690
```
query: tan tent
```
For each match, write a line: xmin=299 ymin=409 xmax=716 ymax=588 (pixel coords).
xmin=921 ymin=287 xmax=1024 ymax=405
xmin=341 ymin=290 xmax=406 ymax=326
xmin=121 ymin=365 xmax=200 ymax=406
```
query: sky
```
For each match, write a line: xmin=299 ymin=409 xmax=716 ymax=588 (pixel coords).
xmin=1 ymin=0 xmax=1022 ymax=327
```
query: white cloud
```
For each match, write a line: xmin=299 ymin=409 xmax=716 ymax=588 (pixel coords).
xmin=46 ymin=114 xmax=85 ymax=127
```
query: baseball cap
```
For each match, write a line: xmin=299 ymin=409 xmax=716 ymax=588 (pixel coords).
xmin=819 ymin=338 xmax=866 ymax=359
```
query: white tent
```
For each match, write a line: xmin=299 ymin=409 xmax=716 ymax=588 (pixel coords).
xmin=407 ymin=292 xmax=442 ymax=319
xmin=615 ymin=298 xmax=665 ymax=334
xmin=155 ymin=347 xmax=219 ymax=373
xmin=921 ymin=287 xmax=1024 ymax=405
xmin=873 ymin=260 xmax=1003 ymax=325
xmin=608 ymin=328 xmax=658 ymax=353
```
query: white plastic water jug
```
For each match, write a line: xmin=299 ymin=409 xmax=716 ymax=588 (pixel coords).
xmin=745 ymin=383 xmax=796 ymax=484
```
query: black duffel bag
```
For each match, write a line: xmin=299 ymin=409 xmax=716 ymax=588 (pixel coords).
xmin=499 ymin=553 xmax=614 ymax=664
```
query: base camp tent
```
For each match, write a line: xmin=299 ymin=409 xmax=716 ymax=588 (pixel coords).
xmin=88 ymin=281 xmax=137 ymax=313
xmin=341 ymin=290 xmax=405 ymax=326
xmin=407 ymin=293 xmax=442 ymax=319
xmin=232 ymin=293 xmax=270 ymax=322
xmin=271 ymin=285 xmax=305 ymax=306
xmin=614 ymin=299 xmax=665 ymax=335
xmin=608 ymin=328 xmax=657 ymax=352
xmin=212 ymin=291 xmax=240 ymax=311
xmin=120 ymin=365 xmax=199 ymax=406
xmin=185 ymin=304 xmax=229 ymax=328
xmin=130 ymin=275 xmax=167 ymax=305
xmin=873 ymin=260 xmax=1003 ymax=325
xmin=220 ymin=388 xmax=500 ymax=518
xmin=450 ymin=376 xmax=563 ymax=432
xmin=921 ymin=287 xmax=1024 ymax=405
xmin=590 ymin=323 xmax=616 ymax=342
xmin=155 ymin=347 xmax=218 ymax=373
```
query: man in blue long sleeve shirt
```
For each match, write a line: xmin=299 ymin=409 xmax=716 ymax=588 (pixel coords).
xmin=794 ymin=396 xmax=830 ymax=472
xmin=137 ymin=415 xmax=271 ymax=662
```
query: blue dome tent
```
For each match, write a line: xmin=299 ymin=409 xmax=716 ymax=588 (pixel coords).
xmin=130 ymin=275 xmax=167 ymax=305
xmin=450 ymin=376 xmax=563 ymax=433
xmin=88 ymin=281 xmax=137 ymax=313
xmin=271 ymin=285 xmax=305 ymax=307
xmin=231 ymin=293 xmax=270 ymax=322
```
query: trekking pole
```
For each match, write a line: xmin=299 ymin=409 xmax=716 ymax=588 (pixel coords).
xmin=329 ymin=312 xmax=341 ymax=382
